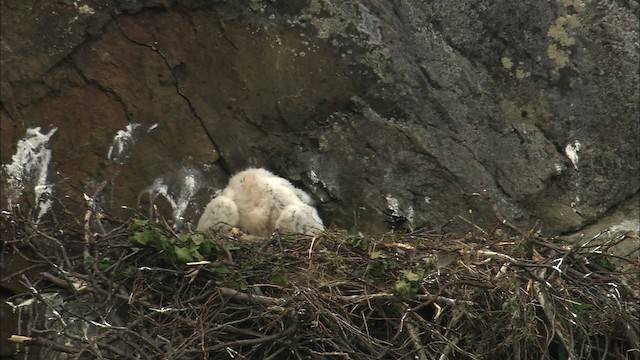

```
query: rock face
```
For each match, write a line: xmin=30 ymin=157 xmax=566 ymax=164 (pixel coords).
xmin=1 ymin=0 xmax=638 ymax=237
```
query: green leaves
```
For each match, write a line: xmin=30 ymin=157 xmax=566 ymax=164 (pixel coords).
xmin=394 ymin=279 xmax=415 ymax=298
xmin=128 ymin=219 xmax=223 ymax=265
xmin=400 ymin=269 xmax=423 ymax=282
xmin=573 ymin=302 xmax=595 ymax=312
xmin=130 ymin=220 xmax=166 ymax=248
xmin=174 ymin=246 xmax=194 ymax=263
xmin=395 ymin=268 xmax=425 ymax=298
xmin=349 ymin=235 xmax=369 ymax=251
xmin=584 ymin=253 xmax=616 ymax=272
xmin=85 ymin=255 xmax=115 ymax=272
xmin=353 ymin=251 xmax=392 ymax=278
xmin=269 ymin=269 xmax=289 ymax=287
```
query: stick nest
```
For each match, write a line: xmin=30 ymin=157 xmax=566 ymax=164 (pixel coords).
xmin=2 ymin=207 xmax=639 ymax=360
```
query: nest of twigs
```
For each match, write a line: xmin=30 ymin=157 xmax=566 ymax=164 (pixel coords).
xmin=1 ymin=205 xmax=639 ymax=360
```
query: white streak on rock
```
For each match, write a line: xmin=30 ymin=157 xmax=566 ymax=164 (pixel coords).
xmin=564 ymin=140 xmax=581 ymax=170
xmin=307 ymin=169 xmax=333 ymax=202
xmin=108 ymin=123 xmax=140 ymax=164
xmin=309 ymin=170 xmax=320 ymax=184
xmin=610 ymin=219 xmax=639 ymax=235
xmin=386 ymin=194 xmax=415 ymax=227
xmin=175 ymin=170 xmax=200 ymax=224
xmin=554 ymin=163 xmax=563 ymax=174
xmin=141 ymin=168 xmax=202 ymax=228
xmin=3 ymin=127 xmax=57 ymax=222
xmin=386 ymin=195 xmax=401 ymax=215
xmin=73 ymin=1 xmax=95 ymax=15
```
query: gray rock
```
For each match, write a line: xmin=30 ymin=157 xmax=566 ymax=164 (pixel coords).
xmin=1 ymin=0 xmax=637 ymax=236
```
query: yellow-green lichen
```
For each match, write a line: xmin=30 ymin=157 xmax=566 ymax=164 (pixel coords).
xmin=249 ymin=0 xmax=266 ymax=14
xmin=548 ymin=15 xmax=579 ymax=47
xmin=501 ymin=57 xmax=514 ymax=70
xmin=515 ymin=68 xmax=531 ymax=80
xmin=501 ymin=57 xmax=531 ymax=81
xmin=547 ymin=13 xmax=580 ymax=68
xmin=562 ymin=0 xmax=585 ymax=12
xmin=307 ymin=0 xmax=322 ymax=14
xmin=547 ymin=44 xmax=571 ymax=68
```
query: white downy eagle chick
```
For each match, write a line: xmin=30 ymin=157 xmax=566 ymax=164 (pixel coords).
xmin=196 ymin=168 xmax=324 ymax=236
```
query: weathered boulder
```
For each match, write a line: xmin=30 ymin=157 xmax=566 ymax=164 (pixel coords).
xmin=1 ymin=0 xmax=638 ymax=236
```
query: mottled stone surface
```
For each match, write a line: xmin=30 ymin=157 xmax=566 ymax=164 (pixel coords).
xmin=1 ymin=0 xmax=638 ymax=234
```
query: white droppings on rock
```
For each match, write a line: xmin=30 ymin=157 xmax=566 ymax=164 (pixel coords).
xmin=386 ymin=195 xmax=400 ymax=214
xmin=564 ymin=140 xmax=581 ymax=170
xmin=3 ymin=127 xmax=58 ymax=223
xmin=386 ymin=194 xmax=414 ymax=227
xmin=609 ymin=219 xmax=640 ymax=236
xmin=307 ymin=168 xmax=334 ymax=203
xmin=554 ymin=163 xmax=564 ymax=174
xmin=176 ymin=170 xmax=201 ymax=224
xmin=406 ymin=206 xmax=415 ymax=226
xmin=108 ymin=123 xmax=140 ymax=164
xmin=73 ymin=1 xmax=95 ymax=15
xmin=309 ymin=170 xmax=320 ymax=184
xmin=141 ymin=169 xmax=202 ymax=229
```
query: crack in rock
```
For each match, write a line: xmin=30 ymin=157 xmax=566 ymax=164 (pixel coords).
xmin=113 ymin=17 xmax=230 ymax=176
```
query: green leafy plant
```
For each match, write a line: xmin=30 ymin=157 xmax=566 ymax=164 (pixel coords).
xmin=85 ymin=255 xmax=116 ymax=272
xmin=573 ymin=301 xmax=595 ymax=312
xmin=349 ymin=235 xmax=369 ymax=251
xmin=395 ymin=267 xmax=425 ymax=298
xmin=584 ymin=253 xmax=616 ymax=272
xmin=209 ymin=264 xmax=249 ymax=291
xmin=128 ymin=219 xmax=223 ymax=264
xmin=269 ymin=268 xmax=289 ymax=287
xmin=354 ymin=251 xmax=394 ymax=278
